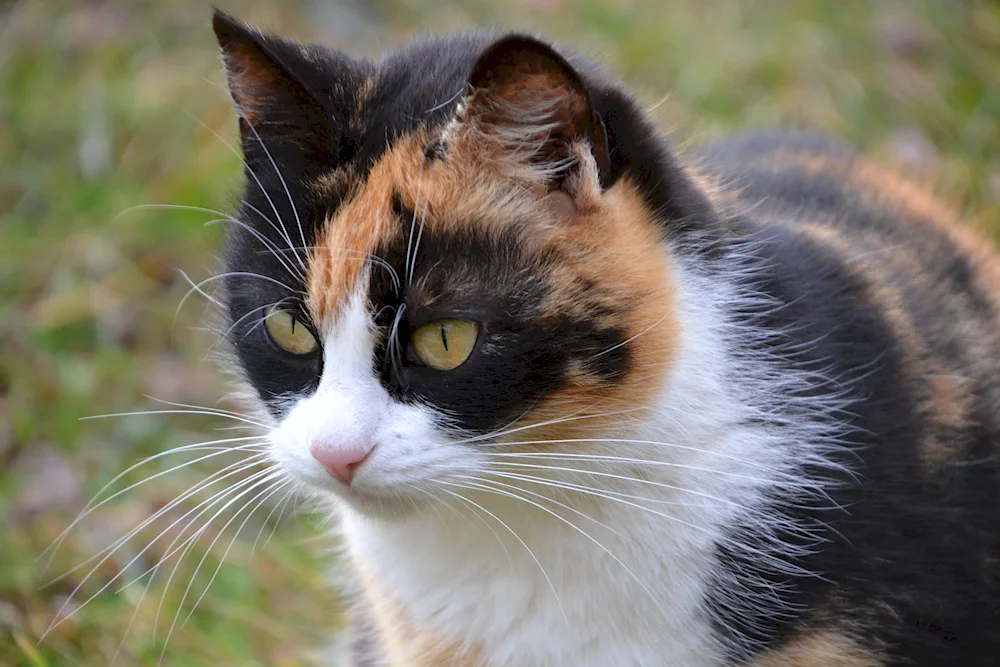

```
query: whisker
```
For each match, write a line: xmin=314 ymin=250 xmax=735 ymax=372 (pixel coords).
xmin=476 ymin=468 xmax=715 ymax=510
xmin=40 ymin=437 xmax=267 ymax=571
xmin=253 ymin=484 xmax=298 ymax=554
xmin=387 ymin=303 xmax=407 ymax=383
xmin=128 ymin=467 xmax=280 ymax=630
xmin=113 ymin=203 xmax=238 ymax=224
xmin=82 ymin=403 xmax=270 ymax=429
xmin=209 ymin=297 xmax=299 ymax=353
xmin=178 ymin=269 xmax=224 ymax=310
xmin=591 ymin=311 xmax=671 ymax=359
xmin=409 ymin=182 xmax=430 ymax=285
xmin=485 ymin=471 xmax=822 ymax=577
xmin=179 ymin=478 xmax=290 ymax=627
xmin=442 ymin=478 xmax=667 ymax=623
xmin=242 ymin=113 xmax=309 ymax=272
xmin=179 ymin=108 xmax=306 ymax=274
xmin=449 ymin=473 xmax=628 ymax=540
xmin=448 ymin=405 xmax=649 ymax=448
xmin=43 ymin=462 xmax=274 ymax=640
xmin=48 ymin=454 xmax=270 ymax=590
xmin=145 ymin=396 xmax=268 ymax=424
xmin=175 ymin=271 xmax=302 ymax=327
xmin=152 ymin=469 xmax=283 ymax=656
xmin=112 ymin=551 xmax=159 ymax=665
xmin=444 ymin=490 xmax=513 ymax=565
xmin=483 ymin=439 xmax=798 ymax=479
xmin=404 ymin=158 xmax=426 ymax=286
xmin=439 ymin=486 xmax=568 ymax=624
xmin=269 ymin=246 xmax=400 ymax=294
xmin=203 ymin=217 xmax=308 ymax=285
xmin=486 ymin=460 xmax=763 ymax=507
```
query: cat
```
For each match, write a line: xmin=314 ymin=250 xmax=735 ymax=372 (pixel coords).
xmin=210 ymin=10 xmax=1000 ymax=667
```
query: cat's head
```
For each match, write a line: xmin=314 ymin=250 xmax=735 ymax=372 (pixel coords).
xmin=213 ymin=11 xmax=708 ymax=517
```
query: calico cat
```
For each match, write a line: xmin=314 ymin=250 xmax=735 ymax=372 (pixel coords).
xmin=211 ymin=10 xmax=1000 ymax=667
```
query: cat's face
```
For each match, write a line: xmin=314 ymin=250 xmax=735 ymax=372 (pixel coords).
xmin=215 ymin=14 xmax=678 ymax=518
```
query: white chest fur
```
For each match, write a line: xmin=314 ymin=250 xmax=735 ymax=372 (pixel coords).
xmin=342 ymin=486 xmax=728 ymax=667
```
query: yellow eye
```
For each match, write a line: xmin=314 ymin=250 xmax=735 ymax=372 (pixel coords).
xmin=410 ymin=319 xmax=479 ymax=370
xmin=264 ymin=307 xmax=318 ymax=355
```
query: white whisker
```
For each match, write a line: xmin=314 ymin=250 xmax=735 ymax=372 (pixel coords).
xmin=82 ymin=404 xmax=270 ymax=429
xmin=486 ymin=460 xmax=772 ymax=507
xmin=591 ymin=311 xmax=671 ymax=359
xmin=253 ymin=484 xmax=298 ymax=554
xmin=40 ymin=437 xmax=267 ymax=572
xmin=180 ymin=479 xmax=290 ymax=627
xmin=48 ymin=453 xmax=271 ymax=591
xmin=43 ymin=461 xmax=274 ymax=640
xmin=439 ymin=485 xmax=568 ymax=624
xmin=443 ymin=478 xmax=668 ymax=624
xmin=404 ymin=157 xmax=426 ymax=286
xmin=443 ymin=489 xmax=513 ymax=565
xmin=152 ymin=468 xmax=283 ymax=657
xmin=179 ymin=108 xmax=307 ymax=275
xmin=203 ymin=216 xmax=308 ymax=284
xmin=242 ymin=113 xmax=309 ymax=272
xmin=484 ymin=440 xmax=801 ymax=480
xmin=449 ymin=473 xmax=628 ymax=540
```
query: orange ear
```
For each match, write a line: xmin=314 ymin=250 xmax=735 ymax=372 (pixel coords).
xmin=464 ymin=36 xmax=610 ymax=188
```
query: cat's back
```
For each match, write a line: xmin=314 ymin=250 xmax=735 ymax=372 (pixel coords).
xmin=692 ymin=131 xmax=1000 ymax=662
xmin=695 ymin=129 xmax=1000 ymax=406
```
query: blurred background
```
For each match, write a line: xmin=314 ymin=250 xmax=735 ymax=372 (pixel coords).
xmin=1 ymin=0 xmax=998 ymax=665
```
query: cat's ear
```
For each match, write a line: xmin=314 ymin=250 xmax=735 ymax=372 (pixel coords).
xmin=212 ymin=10 xmax=337 ymax=163
xmin=461 ymin=36 xmax=611 ymax=190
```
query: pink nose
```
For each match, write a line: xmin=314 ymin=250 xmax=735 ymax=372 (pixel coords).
xmin=309 ymin=442 xmax=373 ymax=485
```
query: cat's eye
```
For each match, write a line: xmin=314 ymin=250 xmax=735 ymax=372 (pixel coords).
xmin=409 ymin=319 xmax=479 ymax=370
xmin=264 ymin=307 xmax=318 ymax=356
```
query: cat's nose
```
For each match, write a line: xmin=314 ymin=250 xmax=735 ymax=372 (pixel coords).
xmin=309 ymin=441 xmax=373 ymax=485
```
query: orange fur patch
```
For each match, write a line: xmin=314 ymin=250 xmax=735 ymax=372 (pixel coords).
xmin=922 ymin=370 xmax=975 ymax=468
xmin=307 ymin=124 xmax=679 ymax=444
xmin=751 ymin=630 xmax=881 ymax=667
xmin=517 ymin=177 xmax=679 ymax=438
xmin=308 ymin=125 xmax=679 ymax=399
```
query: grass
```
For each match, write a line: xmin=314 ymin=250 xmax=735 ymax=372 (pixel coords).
xmin=1 ymin=0 xmax=998 ymax=664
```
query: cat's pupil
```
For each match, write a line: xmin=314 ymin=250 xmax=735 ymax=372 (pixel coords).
xmin=441 ymin=324 xmax=448 ymax=351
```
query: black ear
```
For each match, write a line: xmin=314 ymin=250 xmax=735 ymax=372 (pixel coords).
xmin=212 ymin=10 xmax=339 ymax=164
xmin=464 ymin=36 xmax=610 ymax=188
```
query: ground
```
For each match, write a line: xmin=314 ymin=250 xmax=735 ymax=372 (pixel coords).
xmin=1 ymin=0 xmax=998 ymax=665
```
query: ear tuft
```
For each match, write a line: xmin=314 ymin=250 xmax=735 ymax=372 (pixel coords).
xmin=463 ymin=36 xmax=610 ymax=188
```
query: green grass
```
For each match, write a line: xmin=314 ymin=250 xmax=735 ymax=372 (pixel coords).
xmin=1 ymin=0 xmax=998 ymax=664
